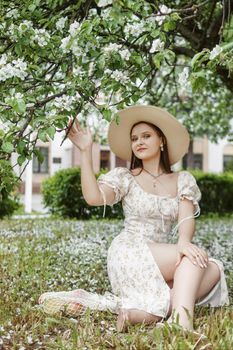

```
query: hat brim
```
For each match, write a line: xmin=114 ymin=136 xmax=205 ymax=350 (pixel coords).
xmin=107 ymin=105 xmax=190 ymax=165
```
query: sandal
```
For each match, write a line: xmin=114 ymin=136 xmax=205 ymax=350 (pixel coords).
xmin=38 ymin=289 xmax=85 ymax=304
xmin=42 ymin=296 xmax=86 ymax=317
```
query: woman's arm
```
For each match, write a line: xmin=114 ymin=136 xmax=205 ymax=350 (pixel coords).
xmin=67 ymin=118 xmax=115 ymax=206
xmin=176 ymin=198 xmax=208 ymax=268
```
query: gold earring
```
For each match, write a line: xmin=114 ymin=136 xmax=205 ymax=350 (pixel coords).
xmin=160 ymin=144 xmax=164 ymax=151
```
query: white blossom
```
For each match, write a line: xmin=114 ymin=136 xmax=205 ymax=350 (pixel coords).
xmin=53 ymin=94 xmax=80 ymax=111
xmin=119 ymin=49 xmax=131 ymax=61
xmin=149 ymin=39 xmax=165 ymax=53
xmin=0 ymin=58 xmax=28 ymax=82
xmin=101 ymin=7 xmax=112 ymax=20
xmin=6 ymin=8 xmax=19 ymax=19
xmin=98 ymin=0 xmax=112 ymax=7
xmin=15 ymin=93 xmax=24 ymax=99
xmin=88 ymin=61 xmax=95 ymax=76
xmin=124 ymin=22 xmax=145 ymax=37
xmin=7 ymin=23 xmax=17 ymax=41
xmin=33 ymin=29 xmax=50 ymax=47
xmin=106 ymin=69 xmax=130 ymax=84
xmin=69 ymin=21 xmax=80 ymax=36
xmin=73 ymin=66 xmax=83 ymax=76
xmin=155 ymin=5 xmax=171 ymax=25
xmin=209 ymin=45 xmax=222 ymax=60
xmin=104 ymin=43 xmax=121 ymax=53
xmin=56 ymin=17 xmax=67 ymax=31
xmin=178 ymin=67 xmax=189 ymax=87
xmin=0 ymin=54 xmax=8 ymax=66
xmin=18 ymin=20 xmax=33 ymax=34
xmin=60 ymin=36 xmax=71 ymax=52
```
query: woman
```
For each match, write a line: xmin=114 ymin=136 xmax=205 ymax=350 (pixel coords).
xmin=39 ymin=105 xmax=229 ymax=336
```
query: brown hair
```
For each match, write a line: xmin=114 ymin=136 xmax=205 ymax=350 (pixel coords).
xmin=129 ymin=121 xmax=172 ymax=174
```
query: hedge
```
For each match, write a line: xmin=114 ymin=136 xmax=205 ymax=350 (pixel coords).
xmin=0 ymin=160 xmax=20 ymax=218
xmin=193 ymin=170 xmax=233 ymax=215
xmin=41 ymin=167 xmax=233 ymax=219
xmin=41 ymin=167 xmax=123 ymax=219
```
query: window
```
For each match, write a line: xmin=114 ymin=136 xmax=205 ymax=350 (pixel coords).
xmin=100 ymin=150 xmax=110 ymax=169
xmin=53 ymin=157 xmax=62 ymax=164
xmin=182 ymin=153 xmax=203 ymax=170
xmin=223 ymin=155 xmax=233 ymax=172
xmin=33 ymin=147 xmax=49 ymax=173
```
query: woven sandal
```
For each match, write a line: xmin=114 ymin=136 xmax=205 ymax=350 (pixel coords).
xmin=42 ymin=297 xmax=85 ymax=317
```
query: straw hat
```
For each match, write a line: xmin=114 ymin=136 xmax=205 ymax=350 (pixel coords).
xmin=107 ymin=105 xmax=190 ymax=165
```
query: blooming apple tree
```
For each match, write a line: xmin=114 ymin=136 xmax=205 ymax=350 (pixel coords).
xmin=0 ymin=0 xmax=233 ymax=183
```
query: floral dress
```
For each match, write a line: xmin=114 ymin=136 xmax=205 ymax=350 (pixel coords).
xmin=40 ymin=167 xmax=229 ymax=317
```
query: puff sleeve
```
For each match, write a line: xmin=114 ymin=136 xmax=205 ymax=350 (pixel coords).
xmin=172 ymin=171 xmax=201 ymax=236
xmin=97 ymin=167 xmax=130 ymax=217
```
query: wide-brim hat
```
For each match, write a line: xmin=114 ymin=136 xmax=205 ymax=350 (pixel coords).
xmin=107 ymin=105 xmax=190 ymax=165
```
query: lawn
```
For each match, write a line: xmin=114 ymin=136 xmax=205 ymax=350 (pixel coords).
xmin=0 ymin=217 xmax=232 ymax=349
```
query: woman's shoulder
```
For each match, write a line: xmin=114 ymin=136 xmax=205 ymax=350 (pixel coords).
xmin=99 ymin=167 xmax=131 ymax=180
xmin=177 ymin=170 xmax=197 ymax=182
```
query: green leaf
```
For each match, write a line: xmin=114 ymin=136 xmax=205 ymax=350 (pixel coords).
xmin=191 ymin=49 xmax=209 ymax=71
xmin=33 ymin=148 xmax=44 ymax=163
xmin=152 ymin=52 xmax=164 ymax=69
xmin=15 ymin=44 xmax=22 ymax=55
xmin=163 ymin=20 xmax=177 ymax=32
xmin=17 ymin=155 xmax=26 ymax=166
xmin=190 ymin=72 xmax=207 ymax=93
xmin=2 ymin=141 xmax=14 ymax=153
xmin=46 ymin=126 xmax=56 ymax=140
xmin=11 ymin=99 xmax=26 ymax=114
xmin=17 ymin=140 xmax=26 ymax=154
xmin=38 ymin=129 xmax=48 ymax=142
xmin=102 ymin=109 xmax=112 ymax=121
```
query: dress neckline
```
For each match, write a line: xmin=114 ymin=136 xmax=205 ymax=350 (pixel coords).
xmin=126 ymin=168 xmax=182 ymax=200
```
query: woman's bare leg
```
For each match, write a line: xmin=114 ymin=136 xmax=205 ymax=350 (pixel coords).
xmin=169 ymin=257 xmax=220 ymax=329
xmin=169 ymin=257 xmax=206 ymax=330
xmin=117 ymin=243 xmax=220 ymax=331
xmin=117 ymin=308 xmax=161 ymax=332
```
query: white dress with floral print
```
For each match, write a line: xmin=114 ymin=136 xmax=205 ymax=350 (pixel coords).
xmin=41 ymin=167 xmax=229 ymax=317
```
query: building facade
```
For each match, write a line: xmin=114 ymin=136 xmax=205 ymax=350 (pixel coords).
xmin=14 ymin=131 xmax=233 ymax=195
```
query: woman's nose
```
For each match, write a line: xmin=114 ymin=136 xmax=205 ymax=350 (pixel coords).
xmin=137 ymin=137 xmax=144 ymax=145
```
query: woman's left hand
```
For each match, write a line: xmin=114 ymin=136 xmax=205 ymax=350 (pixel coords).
xmin=175 ymin=242 xmax=208 ymax=268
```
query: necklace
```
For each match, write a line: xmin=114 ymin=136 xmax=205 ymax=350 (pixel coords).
xmin=143 ymin=168 xmax=164 ymax=188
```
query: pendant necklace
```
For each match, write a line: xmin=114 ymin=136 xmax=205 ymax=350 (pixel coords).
xmin=143 ymin=168 xmax=164 ymax=188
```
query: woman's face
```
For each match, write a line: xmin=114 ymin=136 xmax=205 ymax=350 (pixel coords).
xmin=130 ymin=122 xmax=162 ymax=161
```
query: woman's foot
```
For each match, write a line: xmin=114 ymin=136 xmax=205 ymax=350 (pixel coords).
xmin=116 ymin=308 xmax=160 ymax=332
xmin=38 ymin=289 xmax=86 ymax=304
xmin=117 ymin=308 xmax=129 ymax=332
xmin=42 ymin=296 xmax=85 ymax=316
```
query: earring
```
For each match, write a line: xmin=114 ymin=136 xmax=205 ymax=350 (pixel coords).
xmin=160 ymin=144 xmax=164 ymax=151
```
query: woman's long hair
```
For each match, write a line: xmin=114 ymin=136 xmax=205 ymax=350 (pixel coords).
xmin=129 ymin=121 xmax=172 ymax=174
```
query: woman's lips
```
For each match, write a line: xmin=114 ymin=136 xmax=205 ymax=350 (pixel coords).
xmin=137 ymin=148 xmax=147 ymax=152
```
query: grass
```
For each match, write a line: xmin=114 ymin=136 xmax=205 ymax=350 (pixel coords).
xmin=0 ymin=217 xmax=232 ymax=349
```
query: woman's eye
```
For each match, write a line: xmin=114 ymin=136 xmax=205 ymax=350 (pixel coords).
xmin=131 ymin=138 xmax=137 ymax=142
xmin=144 ymin=134 xmax=150 ymax=138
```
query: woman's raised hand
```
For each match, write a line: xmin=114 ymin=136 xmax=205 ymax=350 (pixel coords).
xmin=66 ymin=118 xmax=93 ymax=151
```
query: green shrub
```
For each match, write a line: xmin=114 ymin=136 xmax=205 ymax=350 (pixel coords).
xmin=41 ymin=167 xmax=123 ymax=219
xmin=191 ymin=170 xmax=233 ymax=215
xmin=0 ymin=160 xmax=20 ymax=218
xmin=42 ymin=167 xmax=233 ymax=219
